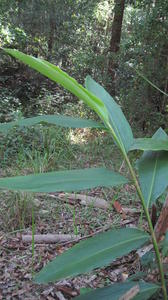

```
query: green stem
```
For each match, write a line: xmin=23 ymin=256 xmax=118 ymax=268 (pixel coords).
xmin=107 ymin=110 xmax=166 ymax=297
xmin=124 ymin=154 xmax=167 ymax=300
xmin=31 ymin=205 xmax=35 ymax=275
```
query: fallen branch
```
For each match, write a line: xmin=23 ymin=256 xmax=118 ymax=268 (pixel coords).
xmin=58 ymin=193 xmax=109 ymax=209
xmin=48 ymin=193 xmax=139 ymax=219
xmin=22 ymin=234 xmax=80 ymax=244
xmin=58 ymin=224 xmax=112 ymax=247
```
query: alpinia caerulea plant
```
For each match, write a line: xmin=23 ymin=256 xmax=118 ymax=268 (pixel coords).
xmin=0 ymin=48 xmax=168 ymax=300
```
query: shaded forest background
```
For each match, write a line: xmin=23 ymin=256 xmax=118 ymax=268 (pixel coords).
xmin=0 ymin=0 xmax=168 ymax=133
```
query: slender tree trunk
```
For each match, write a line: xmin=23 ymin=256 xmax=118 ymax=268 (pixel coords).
xmin=108 ymin=0 xmax=125 ymax=96
xmin=47 ymin=1 xmax=55 ymax=60
xmin=47 ymin=17 xmax=55 ymax=60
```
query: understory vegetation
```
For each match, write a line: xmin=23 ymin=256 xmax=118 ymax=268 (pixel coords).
xmin=0 ymin=1 xmax=168 ymax=299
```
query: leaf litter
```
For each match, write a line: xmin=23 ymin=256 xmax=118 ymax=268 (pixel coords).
xmin=0 ymin=183 xmax=149 ymax=300
xmin=0 ymin=132 xmax=163 ymax=299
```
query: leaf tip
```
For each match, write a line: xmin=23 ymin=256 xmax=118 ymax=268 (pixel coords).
xmin=84 ymin=75 xmax=91 ymax=87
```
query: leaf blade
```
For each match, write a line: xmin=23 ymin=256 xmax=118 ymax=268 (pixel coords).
xmin=3 ymin=49 xmax=109 ymax=126
xmin=0 ymin=115 xmax=105 ymax=133
xmin=34 ymin=228 xmax=149 ymax=283
xmin=130 ymin=138 xmax=168 ymax=151
xmin=74 ymin=282 xmax=159 ymax=300
xmin=0 ymin=168 xmax=128 ymax=193
xmin=85 ymin=76 xmax=133 ymax=153
xmin=137 ymin=128 xmax=168 ymax=207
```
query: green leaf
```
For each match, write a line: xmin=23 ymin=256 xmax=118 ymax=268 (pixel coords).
xmin=133 ymin=282 xmax=159 ymax=300
xmin=161 ymin=231 xmax=168 ymax=257
xmin=79 ymin=288 xmax=93 ymax=296
xmin=130 ymin=138 xmax=168 ymax=151
xmin=140 ymin=250 xmax=156 ymax=268
xmin=34 ymin=228 xmax=149 ymax=283
xmin=75 ymin=282 xmax=159 ymax=300
xmin=0 ymin=168 xmax=128 ymax=193
xmin=75 ymin=282 xmax=137 ymax=300
xmin=85 ymin=76 xmax=133 ymax=153
xmin=3 ymin=49 xmax=109 ymax=126
xmin=0 ymin=115 xmax=105 ymax=133
xmin=137 ymin=128 xmax=168 ymax=208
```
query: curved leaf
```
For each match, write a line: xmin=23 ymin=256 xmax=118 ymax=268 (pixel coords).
xmin=0 ymin=168 xmax=128 ymax=193
xmin=85 ymin=76 xmax=133 ymax=153
xmin=3 ymin=49 xmax=109 ymax=126
xmin=137 ymin=128 xmax=168 ymax=208
xmin=0 ymin=115 xmax=105 ymax=133
xmin=75 ymin=281 xmax=159 ymax=300
xmin=34 ymin=228 xmax=149 ymax=283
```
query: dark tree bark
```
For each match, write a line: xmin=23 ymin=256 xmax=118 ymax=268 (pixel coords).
xmin=108 ymin=0 xmax=125 ymax=96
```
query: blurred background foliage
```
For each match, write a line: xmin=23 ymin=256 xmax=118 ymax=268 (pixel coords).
xmin=0 ymin=0 xmax=168 ymax=133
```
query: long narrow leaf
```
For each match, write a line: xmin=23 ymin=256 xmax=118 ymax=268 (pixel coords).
xmin=0 ymin=168 xmax=128 ymax=193
xmin=34 ymin=228 xmax=149 ymax=283
xmin=85 ymin=76 xmax=133 ymax=153
xmin=0 ymin=115 xmax=105 ymax=133
xmin=3 ymin=49 xmax=109 ymax=126
xmin=134 ymin=68 xmax=168 ymax=98
xmin=75 ymin=281 xmax=159 ymax=300
xmin=137 ymin=128 xmax=168 ymax=207
xmin=130 ymin=138 xmax=168 ymax=151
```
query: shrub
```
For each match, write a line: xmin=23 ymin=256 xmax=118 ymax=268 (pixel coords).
xmin=0 ymin=48 xmax=167 ymax=300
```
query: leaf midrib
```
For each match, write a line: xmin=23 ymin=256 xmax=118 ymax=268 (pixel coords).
xmin=1 ymin=173 xmax=125 ymax=184
xmin=147 ymin=155 xmax=158 ymax=208
xmin=43 ymin=233 xmax=148 ymax=279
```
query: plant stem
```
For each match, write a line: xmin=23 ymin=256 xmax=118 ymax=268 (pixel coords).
xmin=31 ymin=205 xmax=35 ymax=275
xmin=124 ymin=154 xmax=167 ymax=300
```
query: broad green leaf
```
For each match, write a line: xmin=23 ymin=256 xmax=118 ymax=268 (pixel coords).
xmin=76 ymin=282 xmax=137 ymax=300
xmin=0 ymin=168 xmax=128 ymax=193
xmin=130 ymin=138 xmax=168 ymax=151
xmin=75 ymin=281 xmax=159 ymax=300
xmin=85 ymin=76 xmax=133 ymax=153
xmin=34 ymin=228 xmax=149 ymax=283
xmin=137 ymin=128 xmax=168 ymax=208
xmin=133 ymin=282 xmax=159 ymax=300
xmin=3 ymin=49 xmax=109 ymax=126
xmin=0 ymin=115 xmax=105 ymax=133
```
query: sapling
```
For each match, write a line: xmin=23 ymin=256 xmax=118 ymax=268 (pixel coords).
xmin=0 ymin=48 xmax=168 ymax=299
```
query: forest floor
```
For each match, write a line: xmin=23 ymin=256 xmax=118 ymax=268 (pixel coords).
xmin=0 ymin=125 xmax=163 ymax=299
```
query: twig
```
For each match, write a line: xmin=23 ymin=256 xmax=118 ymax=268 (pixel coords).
xmin=22 ymin=234 xmax=80 ymax=244
xmin=55 ymin=193 xmax=109 ymax=209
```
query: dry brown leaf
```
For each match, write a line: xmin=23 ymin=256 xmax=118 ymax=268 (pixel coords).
xmin=113 ymin=201 xmax=126 ymax=219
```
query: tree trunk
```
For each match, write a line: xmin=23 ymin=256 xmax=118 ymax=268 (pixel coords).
xmin=47 ymin=17 xmax=55 ymax=60
xmin=108 ymin=0 xmax=125 ymax=96
xmin=47 ymin=1 xmax=56 ymax=60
